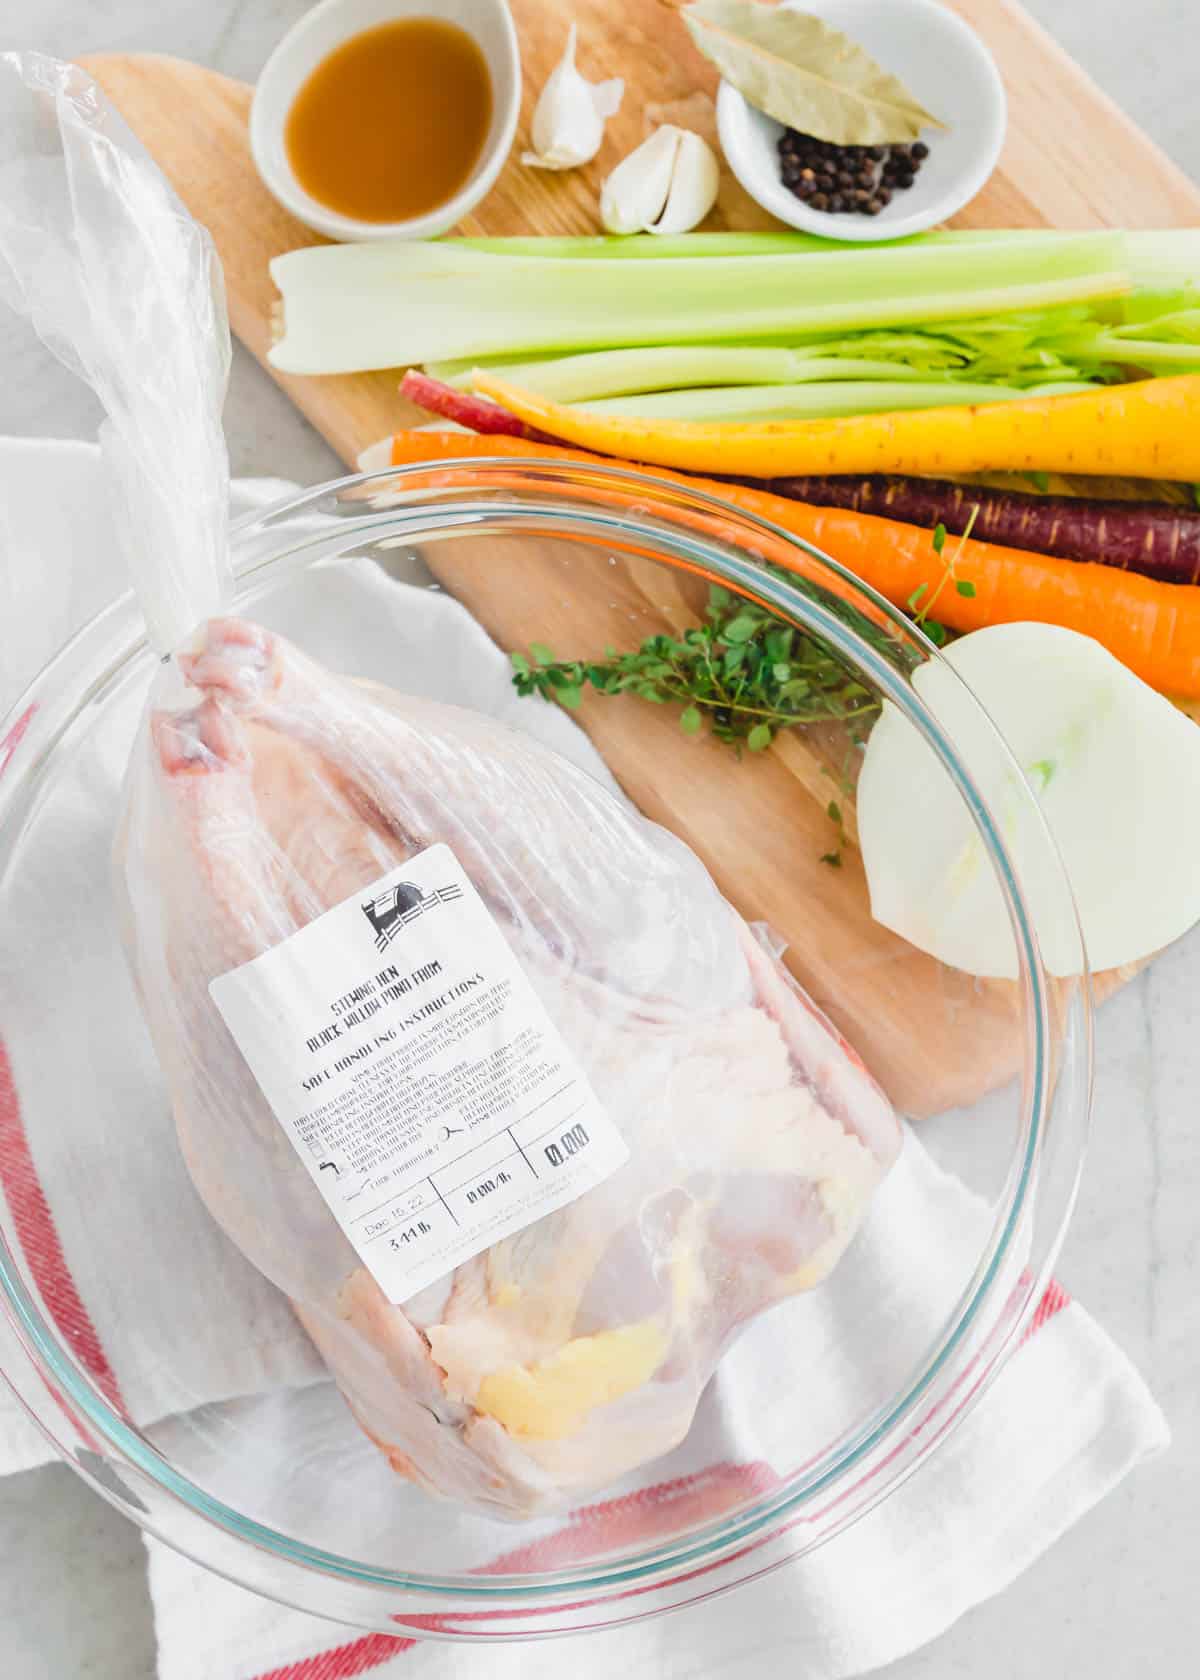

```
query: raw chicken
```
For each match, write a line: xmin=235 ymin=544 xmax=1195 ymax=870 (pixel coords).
xmin=118 ymin=617 xmax=902 ymax=1518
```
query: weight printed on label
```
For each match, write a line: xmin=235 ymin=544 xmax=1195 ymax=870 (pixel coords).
xmin=210 ymin=843 xmax=628 ymax=1301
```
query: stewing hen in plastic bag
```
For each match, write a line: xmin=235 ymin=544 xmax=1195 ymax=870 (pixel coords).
xmin=117 ymin=617 xmax=902 ymax=1518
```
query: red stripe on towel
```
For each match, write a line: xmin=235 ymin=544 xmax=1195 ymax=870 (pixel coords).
xmin=1023 ymin=1277 xmax=1072 ymax=1341
xmin=245 ymin=1465 xmax=778 ymax=1676
xmin=249 ymin=1275 xmax=1075 ymax=1671
xmin=0 ymin=1039 xmax=126 ymax=1414
xmin=249 ymin=1634 xmax=417 ymax=1680
xmin=0 ymin=703 xmax=35 ymax=779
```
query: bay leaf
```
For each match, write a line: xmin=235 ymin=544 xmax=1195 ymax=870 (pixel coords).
xmin=683 ymin=0 xmax=946 ymax=146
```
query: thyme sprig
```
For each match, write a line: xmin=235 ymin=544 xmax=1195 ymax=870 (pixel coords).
xmin=511 ymin=581 xmax=881 ymax=752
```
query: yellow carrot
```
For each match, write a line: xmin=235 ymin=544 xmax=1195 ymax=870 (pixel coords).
xmin=471 ymin=370 xmax=1200 ymax=482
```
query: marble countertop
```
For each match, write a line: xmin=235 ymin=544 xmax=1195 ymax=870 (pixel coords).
xmin=1 ymin=2 xmax=1198 ymax=1675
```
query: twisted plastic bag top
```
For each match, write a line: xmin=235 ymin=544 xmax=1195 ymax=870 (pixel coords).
xmin=0 ymin=53 xmax=231 ymax=652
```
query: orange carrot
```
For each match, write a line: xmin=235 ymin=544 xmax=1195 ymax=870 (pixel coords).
xmin=471 ymin=369 xmax=1200 ymax=482
xmin=386 ymin=428 xmax=1200 ymax=698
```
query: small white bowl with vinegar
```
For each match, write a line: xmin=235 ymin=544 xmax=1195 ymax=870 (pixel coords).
xmin=250 ymin=0 xmax=521 ymax=241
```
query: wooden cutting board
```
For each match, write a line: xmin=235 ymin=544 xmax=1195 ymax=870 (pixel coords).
xmin=78 ymin=2 xmax=1192 ymax=1115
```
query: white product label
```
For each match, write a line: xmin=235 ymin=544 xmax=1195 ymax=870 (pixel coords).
xmin=209 ymin=844 xmax=627 ymax=1302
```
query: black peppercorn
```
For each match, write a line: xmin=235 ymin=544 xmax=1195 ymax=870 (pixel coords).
xmin=776 ymin=126 xmax=935 ymax=216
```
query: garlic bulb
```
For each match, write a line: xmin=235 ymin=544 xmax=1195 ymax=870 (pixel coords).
xmin=521 ymin=23 xmax=624 ymax=172
xmin=599 ymin=125 xmax=720 ymax=236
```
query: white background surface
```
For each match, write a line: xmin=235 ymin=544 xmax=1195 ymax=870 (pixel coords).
xmin=0 ymin=2 xmax=1197 ymax=1676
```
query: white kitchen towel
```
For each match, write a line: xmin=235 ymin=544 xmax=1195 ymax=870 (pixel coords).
xmin=0 ymin=438 xmax=1168 ymax=1680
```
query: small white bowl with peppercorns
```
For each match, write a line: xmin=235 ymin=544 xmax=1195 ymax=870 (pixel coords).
xmin=715 ymin=0 xmax=1006 ymax=242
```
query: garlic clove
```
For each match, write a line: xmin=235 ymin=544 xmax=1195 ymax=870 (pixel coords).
xmin=522 ymin=23 xmax=625 ymax=172
xmin=600 ymin=126 xmax=682 ymax=236
xmin=600 ymin=125 xmax=721 ymax=237
xmin=650 ymin=130 xmax=720 ymax=236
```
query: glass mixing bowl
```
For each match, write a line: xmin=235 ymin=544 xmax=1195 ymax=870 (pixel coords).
xmin=0 ymin=459 xmax=1089 ymax=1637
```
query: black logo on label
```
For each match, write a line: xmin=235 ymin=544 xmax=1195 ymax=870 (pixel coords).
xmin=361 ymin=879 xmax=463 ymax=951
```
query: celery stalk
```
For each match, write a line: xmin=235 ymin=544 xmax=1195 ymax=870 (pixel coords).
xmin=426 ymin=350 xmax=584 ymax=387
xmin=427 ymin=292 xmax=1200 ymax=407
xmin=451 ymin=233 xmax=835 ymax=259
xmin=1118 ymin=230 xmax=1200 ymax=290
xmin=453 ymin=229 xmax=1196 ymax=266
xmin=1060 ymin=336 xmax=1200 ymax=369
xmin=269 ymin=234 xmax=1130 ymax=376
xmin=574 ymin=380 xmax=1094 ymax=423
xmin=454 ymin=229 xmax=1200 ymax=285
xmin=428 ymin=347 xmax=959 ymax=401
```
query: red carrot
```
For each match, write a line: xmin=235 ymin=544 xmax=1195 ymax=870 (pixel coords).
xmin=400 ymin=370 xmax=560 ymax=442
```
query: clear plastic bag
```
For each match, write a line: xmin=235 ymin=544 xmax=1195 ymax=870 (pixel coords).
xmin=0 ymin=56 xmax=901 ymax=1518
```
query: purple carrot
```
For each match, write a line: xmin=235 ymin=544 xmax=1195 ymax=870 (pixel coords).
xmin=753 ymin=473 xmax=1200 ymax=585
